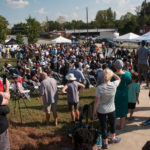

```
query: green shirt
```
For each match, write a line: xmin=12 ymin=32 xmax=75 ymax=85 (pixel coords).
xmin=128 ymin=82 xmax=140 ymax=103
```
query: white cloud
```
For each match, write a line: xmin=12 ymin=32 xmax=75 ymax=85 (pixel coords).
xmin=6 ymin=0 xmax=29 ymax=8
xmin=36 ymin=8 xmax=47 ymax=14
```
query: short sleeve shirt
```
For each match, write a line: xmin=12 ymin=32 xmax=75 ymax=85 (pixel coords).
xmin=137 ymin=46 xmax=150 ymax=65
xmin=96 ymin=80 xmax=120 ymax=114
xmin=128 ymin=82 xmax=140 ymax=103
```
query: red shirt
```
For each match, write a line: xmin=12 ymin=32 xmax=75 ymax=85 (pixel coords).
xmin=0 ymin=80 xmax=3 ymax=92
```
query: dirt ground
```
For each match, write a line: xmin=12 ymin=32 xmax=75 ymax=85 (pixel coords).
xmin=9 ymin=125 xmax=72 ymax=150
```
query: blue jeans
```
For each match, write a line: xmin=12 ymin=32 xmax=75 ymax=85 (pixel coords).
xmin=98 ymin=111 xmax=116 ymax=139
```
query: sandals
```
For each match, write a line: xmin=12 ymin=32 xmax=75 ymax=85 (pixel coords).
xmin=109 ymin=137 xmax=122 ymax=144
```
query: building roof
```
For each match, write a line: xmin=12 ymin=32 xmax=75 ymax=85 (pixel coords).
xmin=65 ymin=28 xmax=118 ymax=34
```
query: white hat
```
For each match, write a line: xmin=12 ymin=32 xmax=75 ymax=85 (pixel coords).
xmin=8 ymin=64 xmax=12 ymax=67
xmin=66 ymin=73 xmax=76 ymax=81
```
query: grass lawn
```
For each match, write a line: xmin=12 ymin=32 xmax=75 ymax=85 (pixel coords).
xmin=0 ymin=58 xmax=17 ymax=67
xmin=8 ymin=88 xmax=97 ymax=134
xmin=0 ymin=59 xmax=98 ymax=133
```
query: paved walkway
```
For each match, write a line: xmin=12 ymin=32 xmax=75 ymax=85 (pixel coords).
xmin=110 ymin=86 xmax=150 ymax=150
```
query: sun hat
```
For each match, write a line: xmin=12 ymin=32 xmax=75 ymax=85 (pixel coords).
xmin=66 ymin=73 xmax=76 ymax=81
xmin=8 ymin=64 xmax=12 ymax=67
xmin=114 ymin=59 xmax=124 ymax=69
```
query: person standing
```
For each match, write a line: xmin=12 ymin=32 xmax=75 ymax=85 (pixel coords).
xmin=128 ymin=73 xmax=140 ymax=120
xmin=113 ymin=59 xmax=132 ymax=129
xmin=62 ymin=73 xmax=85 ymax=123
xmin=136 ymin=40 xmax=150 ymax=86
xmin=67 ymin=62 xmax=85 ymax=83
xmin=93 ymin=68 xmax=121 ymax=149
xmin=40 ymin=72 xmax=58 ymax=126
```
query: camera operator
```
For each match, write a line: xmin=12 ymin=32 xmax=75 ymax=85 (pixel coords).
xmin=0 ymin=78 xmax=10 ymax=150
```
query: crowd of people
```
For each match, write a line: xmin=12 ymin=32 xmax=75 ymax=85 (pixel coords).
xmin=0 ymin=40 xmax=150 ymax=150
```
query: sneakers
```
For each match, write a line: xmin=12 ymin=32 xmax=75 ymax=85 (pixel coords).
xmin=128 ymin=117 xmax=135 ymax=121
xmin=109 ymin=137 xmax=122 ymax=144
xmin=102 ymin=144 xmax=108 ymax=149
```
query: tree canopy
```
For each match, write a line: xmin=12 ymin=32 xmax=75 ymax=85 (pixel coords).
xmin=11 ymin=23 xmax=27 ymax=35
xmin=0 ymin=15 xmax=8 ymax=44
xmin=26 ymin=16 xmax=41 ymax=44
xmin=95 ymin=8 xmax=116 ymax=28
xmin=16 ymin=33 xmax=24 ymax=44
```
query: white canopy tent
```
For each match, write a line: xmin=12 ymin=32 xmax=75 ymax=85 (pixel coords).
xmin=132 ymin=31 xmax=150 ymax=42
xmin=50 ymin=36 xmax=71 ymax=44
xmin=114 ymin=32 xmax=140 ymax=42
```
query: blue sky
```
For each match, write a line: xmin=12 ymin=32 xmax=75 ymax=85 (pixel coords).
xmin=0 ymin=0 xmax=148 ymax=27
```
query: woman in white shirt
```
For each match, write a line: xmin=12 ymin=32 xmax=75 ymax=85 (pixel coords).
xmin=93 ymin=68 xmax=121 ymax=149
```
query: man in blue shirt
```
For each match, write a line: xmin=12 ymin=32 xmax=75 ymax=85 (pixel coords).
xmin=67 ymin=62 xmax=85 ymax=83
xmin=136 ymin=40 xmax=150 ymax=85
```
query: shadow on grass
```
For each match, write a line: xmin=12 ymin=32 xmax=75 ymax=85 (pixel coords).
xmin=10 ymin=120 xmax=46 ymax=127
xmin=20 ymin=138 xmax=72 ymax=150
xmin=80 ymin=96 xmax=95 ymax=100
xmin=20 ymin=105 xmax=43 ymax=110
xmin=59 ymin=95 xmax=95 ymax=101
xmin=20 ymin=104 xmax=70 ymax=113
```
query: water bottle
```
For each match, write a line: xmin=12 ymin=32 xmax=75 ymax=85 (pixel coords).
xmin=96 ymin=134 xmax=102 ymax=146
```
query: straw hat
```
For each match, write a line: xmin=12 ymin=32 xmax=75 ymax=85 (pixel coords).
xmin=66 ymin=73 xmax=76 ymax=81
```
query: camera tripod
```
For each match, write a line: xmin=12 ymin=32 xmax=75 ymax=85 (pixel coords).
xmin=12 ymin=91 xmax=33 ymax=124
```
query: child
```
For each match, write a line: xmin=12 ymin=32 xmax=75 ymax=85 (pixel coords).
xmin=128 ymin=72 xmax=140 ymax=120
xmin=62 ymin=73 xmax=85 ymax=123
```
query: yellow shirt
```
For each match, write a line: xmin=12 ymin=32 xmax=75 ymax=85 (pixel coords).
xmin=6 ymin=48 xmax=10 ymax=53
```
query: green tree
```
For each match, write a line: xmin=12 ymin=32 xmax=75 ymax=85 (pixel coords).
xmin=16 ymin=33 xmax=24 ymax=44
xmin=136 ymin=1 xmax=150 ymax=26
xmin=116 ymin=12 xmax=137 ymax=34
xmin=11 ymin=23 xmax=27 ymax=35
xmin=95 ymin=8 xmax=116 ymax=28
xmin=63 ymin=21 xmax=73 ymax=30
xmin=46 ymin=21 xmax=62 ymax=31
xmin=89 ymin=21 xmax=97 ymax=29
xmin=26 ymin=16 xmax=40 ymax=44
xmin=0 ymin=15 xmax=8 ymax=44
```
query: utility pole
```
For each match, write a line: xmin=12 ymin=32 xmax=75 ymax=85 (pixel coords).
xmin=143 ymin=0 xmax=146 ymax=26
xmin=86 ymin=7 xmax=89 ymax=40
xmin=46 ymin=16 xmax=49 ymax=32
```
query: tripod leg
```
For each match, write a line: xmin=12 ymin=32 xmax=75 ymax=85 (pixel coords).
xmin=22 ymin=98 xmax=35 ymax=122
xmin=18 ymin=99 xmax=22 ymax=124
xmin=22 ymin=99 xmax=31 ymax=114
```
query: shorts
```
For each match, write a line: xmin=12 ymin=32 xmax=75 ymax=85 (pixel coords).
xmin=0 ymin=129 xmax=10 ymax=150
xmin=128 ymin=103 xmax=136 ymax=109
xmin=44 ymin=102 xmax=57 ymax=114
xmin=138 ymin=64 xmax=149 ymax=80
xmin=68 ymin=102 xmax=78 ymax=111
